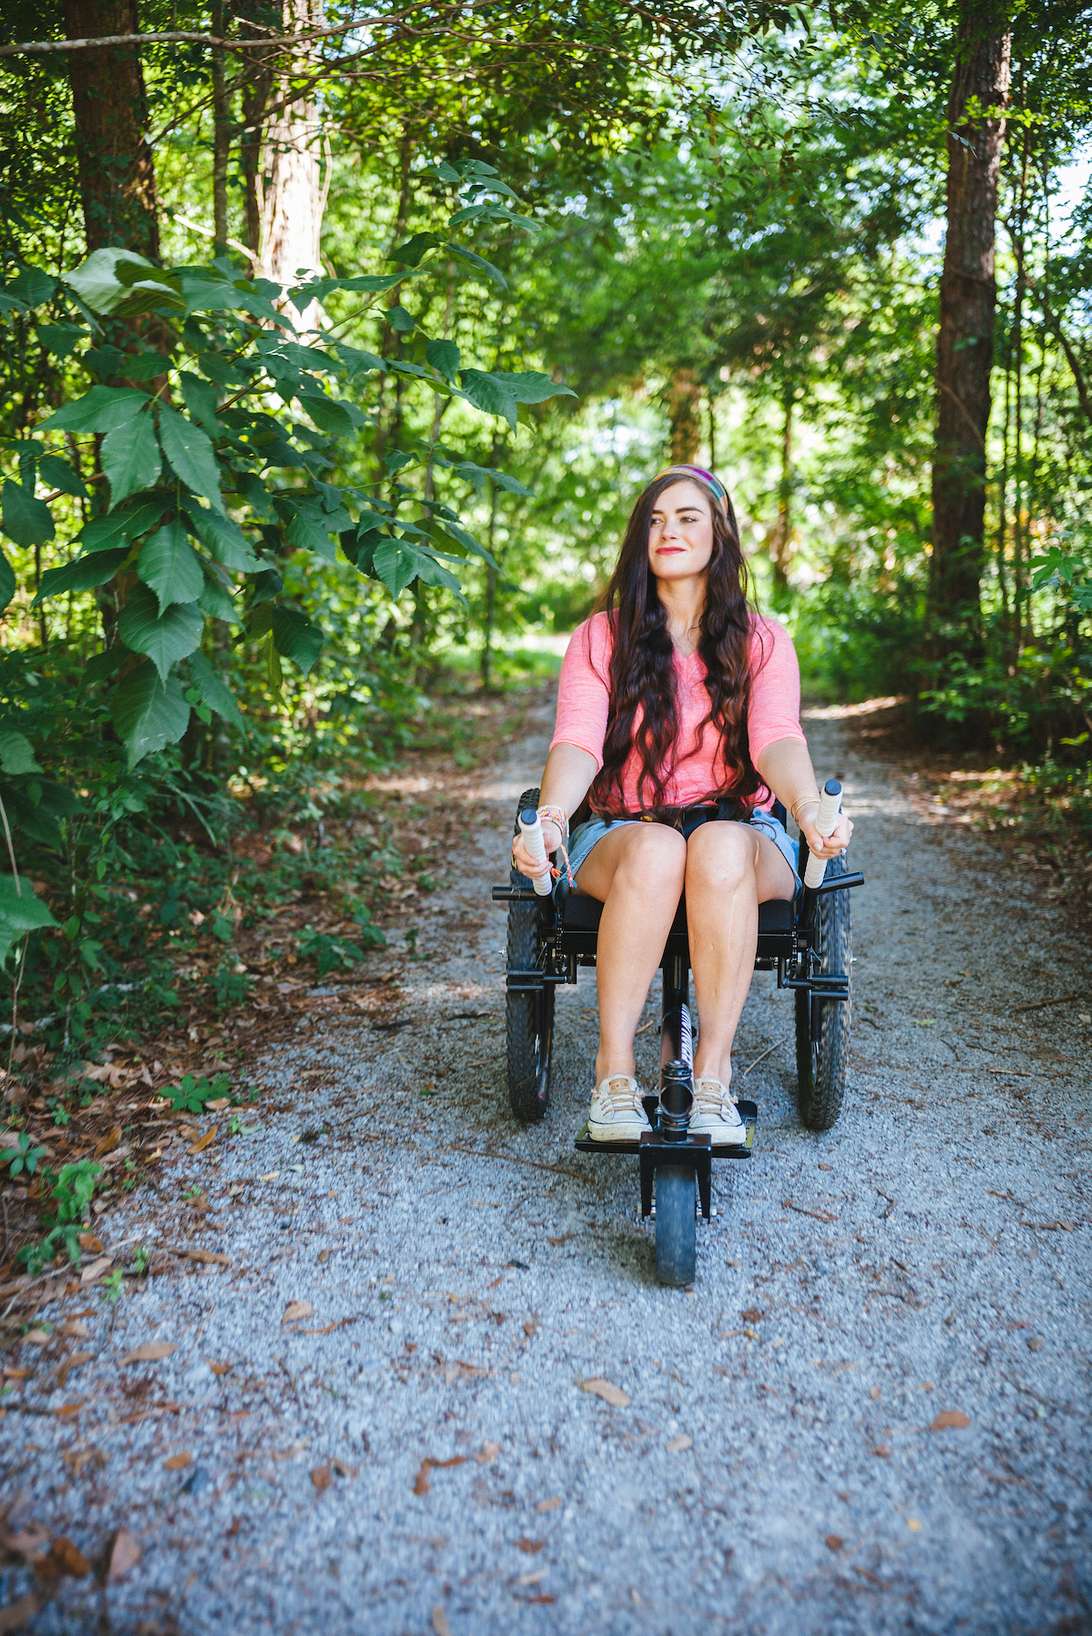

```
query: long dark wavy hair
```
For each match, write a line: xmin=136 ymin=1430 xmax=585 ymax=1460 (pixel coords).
xmin=583 ymin=471 xmax=769 ymax=819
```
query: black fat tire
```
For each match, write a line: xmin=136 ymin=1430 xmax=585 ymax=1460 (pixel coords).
xmin=654 ymin=1167 xmax=697 ymax=1287
xmin=795 ymin=852 xmax=852 ymax=1131
xmin=506 ymin=787 xmax=555 ymax=1124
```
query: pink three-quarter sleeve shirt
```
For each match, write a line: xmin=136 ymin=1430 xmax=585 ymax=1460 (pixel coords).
xmin=548 ymin=610 xmax=808 ymax=813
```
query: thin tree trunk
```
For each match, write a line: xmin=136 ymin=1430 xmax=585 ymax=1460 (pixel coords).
xmin=771 ymin=386 xmax=794 ymax=604
xmin=928 ymin=2 xmax=1012 ymax=657
xmin=996 ymin=301 xmax=1012 ymax=640
xmin=258 ymin=0 xmax=326 ymax=319
xmin=480 ymin=431 xmax=504 ymax=692
xmin=211 ymin=0 xmax=230 ymax=252
xmin=1011 ymin=119 xmax=1029 ymax=659
xmin=666 ymin=367 xmax=701 ymax=463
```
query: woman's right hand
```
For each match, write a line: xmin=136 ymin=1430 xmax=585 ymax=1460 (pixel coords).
xmin=511 ymin=818 xmax=563 ymax=881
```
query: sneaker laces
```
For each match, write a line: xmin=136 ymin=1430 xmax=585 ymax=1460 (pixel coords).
xmin=693 ymin=1076 xmax=739 ymax=1117
xmin=598 ymin=1074 xmax=640 ymax=1111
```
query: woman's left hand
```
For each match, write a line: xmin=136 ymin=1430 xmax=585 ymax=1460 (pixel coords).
xmin=799 ymin=808 xmax=854 ymax=860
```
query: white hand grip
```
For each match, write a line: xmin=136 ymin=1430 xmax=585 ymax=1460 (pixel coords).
xmin=803 ymin=779 xmax=842 ymax=890
xmin=518 ymin=808 xmax=553 ymax=896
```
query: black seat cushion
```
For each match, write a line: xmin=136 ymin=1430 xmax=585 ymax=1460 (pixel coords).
xmin=558 ymin=887 xmax=794 ymax=936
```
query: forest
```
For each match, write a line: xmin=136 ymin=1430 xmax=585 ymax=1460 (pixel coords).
xmin=0 ymin=2 xmax=1088 ymax=1261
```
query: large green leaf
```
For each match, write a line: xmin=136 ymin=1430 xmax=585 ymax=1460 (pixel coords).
xmin=0 ymin=874 xmax=57 ymax=970
xmin=117 ymin=583 xmax=202 ymax=680
xmin=137 ymin=520 xmax=205 ymax=613
xmin=198 ymin=562 xmax=237 ymax=623
xmin=66 ymin=248 xmax=183 ymax=317
xmin=34 ymin=546 xmax=129 ymax=602
xmin=102 ymin=414 xmax=162 ymax=509
xmin=1 ymin=481 xmax=54 ymax=548
xmin=179 ymin=371 xmax=220 ymax=436
xmin=0 ymin=548 xmax=13 ymax=615
xmin=298 ymin=393 xmax=359 ymax=435
xmin=187 ymin=650 xmax=244 ymax=729
xmin=78 ymin=496 xmax=166 ymax=553
xmin=271 ymin=607 xmax=323 ymax=674
xmin=448 ymin=243 xmax=508 ymax=290
xmin=0 ymin=731 xmax=41 ymax=775
xmin=38 ymin=455 xmax=88 ymax=498
xmin=109 ymin=660 xmax=190 ymax=766
xmin=425 ymin=339 xmax=460 ymax=382
xmin=157 ymin=405 xmax=223 ymax=510
xmin=40 ymin=385 xmax=149 ymax=435
xmin=185 ymin=503 xmax=261 ymax=572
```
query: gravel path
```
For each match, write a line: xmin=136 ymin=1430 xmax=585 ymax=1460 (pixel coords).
xmin=3 ymin=698 xmax=1089 ymax=1635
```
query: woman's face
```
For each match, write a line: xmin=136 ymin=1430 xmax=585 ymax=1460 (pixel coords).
xmin=647 ymin=480 xmax=715 ymax=584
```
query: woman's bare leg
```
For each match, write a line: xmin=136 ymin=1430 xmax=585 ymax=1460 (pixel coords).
xmin=685 ymin=823 xmax=795 ymax=1087
xmin=574 ymin=824 xmax=687 ymax=1083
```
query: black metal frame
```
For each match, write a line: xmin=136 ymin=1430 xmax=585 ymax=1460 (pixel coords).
xmin=492 ymin=804 xmax=862 ymax=1219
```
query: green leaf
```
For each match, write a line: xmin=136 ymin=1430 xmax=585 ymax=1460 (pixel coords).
xmin=458 ymin=370 xmax=518 ymax=427
xmin=184 ymin=503 xmax=261 ymax=572
xmin=0 ymin=875 xmax=57 ymax=970
xmin=179 ymin=372 xmax=220 ymax=437
xmin=373 ymin=538 xmax=420 ymax=599
xmin=109 ymin=660 xmax=190 ymax=767
xmin=8 ymin=267 xmax=56 ymax=308
xmin=117 ymin=583 xmax=202 ymax=680
xmin=157 ymin=405 xmax=223 ymax=510
xmin=448 ymin=243 xmax=508 ymax=290
xmin=298 ymin=393 xmax=357 ymax=435
xmin=187 ymin=650 xmax=244 ymax=729
xmin=38 ymin=455 xmax=88 ymax=498
xmin=66 ymin=248 xmax=183 ymax=316
xmin=332 ymin=342 xmax=385 ymax=376
xmin=137 ymin=520 xmax=205 ymax=614
xmin=0 ymin=549 xmax=13 ymax=615
xmin=198 ymin=563 xmax=237 ymax=623
xmin=34 ymin=546 xmax=129 ymax=602
xmin=449 ymin=459 xmax=532 ymax=496
xmin=499 ymin=369 xmax=578 ymax=406
xmin=389 ymin=232 xmax=443 ymax=267
xmin=41 ymin=385 xmax=150 ymax=435
xmin=78 ymin=497 xmax=165 ymax=553
xmin=387 ymin=304 xmax=415 ymax=334
xmin=284 ymin=504 xmax=336 ymax=561
xmin=101 ymin=413 xmax=161 ymax=509
xmin=293 ymin=271 xmax=408 ymax=307
xmin=271 ymin=607 xmax=323 ymax=674
xmin=0 ymin=731 xmax=41 ymax=775
xmin=37 ymin=322 xmax=85 ymax=359
xmin=2 ymin=481 xmax=54 ymax=548
xmin=425 ymin=338 xmax=460 ymax=381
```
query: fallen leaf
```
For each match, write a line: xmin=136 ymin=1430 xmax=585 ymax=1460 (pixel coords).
xmin=207 ymin=1361 xmax=232 ymax=1376
xmin=930 ymin=1410 xmax=971 ymax=1431
xmin=1027 ymin=1337 xmax=1044 ymax=1351
xmin=78 ymin=1233 xmax=104 ymax=1253
xmin=907 ymin=1517 xmax=923 ymax=1532
xmin=515 ymin=1537 xmax=545 ymax=1554
xmin=54 ymin=1402 xmax=83 ymax=1420
xmin=282 ymin=1301 xmax=313 ymax=1324
xmin=665 ymin=1434 xmax=692 ymax=1453
xmin=56 ymin=1352 xmax=93 ymax=1389
xmin=413 ymin=1455 xmax=468 ymax=1495
xmin=176 ymin=1248 xmax=230 ymax=1266
xmin=107 ymin=1528 xmax=140 ymax=1582
xmin=432 ymin=1609 xmax=451 ymax=1636
xmin=163 ymin=1452 xmax=192 ymax=1471
xmin=535 ymin=1497 xmax=562 ymax=1513
xmin=94 ymin=1127 xmax=123 ymax=1158
xmin=578 ymin=1377 xmax=630 ymax=1408
xmin=517 ymin=1569 xmax=547 ymax=1586
xmin=825 ymin=1534 xmax=844 ymax=1552
xmin=80 ymin=1256 xmax=113 ymax=1284
xmin=869 ymin=1386 xmax=882 ymax=1401
xmin=476 ymin=1442 xmax=501 ymax=1464
xmin=59 ymin=1320 xmax=90 ymax=1339
xmin=311 ymin=1465 xmax=332 ymax=1493
xmin=873 ymin=1445 xmax=891 ymax=1457
xmin=522 ymin=1318 xmax=539 ymax=1338
xmin=740 ymin=1308 xmax=764 ymax=1324
xmin=120 ymin=1341 xmax=176 ymax=1365
xmin=22 ymin=1330 xmax=50 ymax=1346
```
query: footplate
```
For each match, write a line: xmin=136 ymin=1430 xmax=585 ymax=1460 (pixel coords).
xmin=574 ymin=1099 xmax=757 ymax=1160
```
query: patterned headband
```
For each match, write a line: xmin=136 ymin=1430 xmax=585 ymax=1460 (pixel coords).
xmin=651 ymin=463 xmax=729 ymax=512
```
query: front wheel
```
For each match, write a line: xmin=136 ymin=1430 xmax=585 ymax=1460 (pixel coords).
xmin=795 ymin=853 xmax=852 ymax=1131
xmin=506 ymin=787 xmax=554 ymax=1124
xmin=654 ymin=1167 xmax=696 ymax=1287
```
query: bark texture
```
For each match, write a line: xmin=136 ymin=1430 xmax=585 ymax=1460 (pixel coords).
xmin=63 ymin=0 xmax=160 ymax=257
xmin=929 ymin=2 xmax=1012 ymax=650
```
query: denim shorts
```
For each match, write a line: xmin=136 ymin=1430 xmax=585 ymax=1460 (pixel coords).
xmin=562 ymin=802 xmax=801 ymax=896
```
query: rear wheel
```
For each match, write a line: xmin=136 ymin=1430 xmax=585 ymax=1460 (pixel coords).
xmin=795 ymin=853 xmax=851 ymax=1131
xmin=654 ymin=1167 xmax=696 ymax=1287
xmin=506 ymin=787 xmax=555 ymax=1124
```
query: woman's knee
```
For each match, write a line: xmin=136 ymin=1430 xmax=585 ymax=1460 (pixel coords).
xmin=612 ymin=823 xmax=687 ymax=892
xmin=685 ymin=821 xmax=759 ymax=891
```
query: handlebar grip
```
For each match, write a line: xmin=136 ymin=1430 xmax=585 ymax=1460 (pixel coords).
xmin=518 ymin=807 xmax=553 ymax=896
xmin=802 ymin=778 xmax=842 ymax=890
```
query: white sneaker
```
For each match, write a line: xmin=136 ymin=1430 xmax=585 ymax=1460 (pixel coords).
xmin=690 ymin=1076 xmax=747 ymax=1144
xmin=587 ymin=1074 xmax=651 ymax=1142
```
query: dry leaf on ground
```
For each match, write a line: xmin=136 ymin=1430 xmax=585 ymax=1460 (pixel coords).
xmin=311 ymin=1465 xmax=332 ymax=1493
xmin=432 ymin=1609 xmax=451 ymax=1636
xmin=665 ymin=1434 xmax=692 ymax=1453
xmin=163 ymin=1453 xmax=192 ymax=1471
xmin=282 ymin=1300 xmax=313 ymax=1323
xmin=120 ymin=1341 xmax=176 ymax=1365
xmin=107 ymin=1528 xmax=140 ymax=1582
xmin=930 ymin=1409 xmax=971 ymax=1430
xmin=578 ymin=1377 xmax=630 ymax=1407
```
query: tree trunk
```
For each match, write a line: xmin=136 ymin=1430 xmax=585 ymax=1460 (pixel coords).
xmin=258 ymin=0 xmax=326 ymax=321
xmin=770 ymin=386 xmax=794 ymax=605
xmin=211 ymin=0 xmax=230 ymax=252
xmin=666 ymin=367 xmax=701 ymax=463
xmin=63 ymin=0 xmax=160 ymax=258
xmin=928 ymin=2 xmax=1012 ymax=656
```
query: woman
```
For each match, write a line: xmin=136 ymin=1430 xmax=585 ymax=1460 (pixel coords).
xmin=510 ymin=463 xmax=854 ymax=1143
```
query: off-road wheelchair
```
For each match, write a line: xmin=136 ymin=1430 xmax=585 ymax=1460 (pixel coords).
xmin=491 ymin=781 xmax=863 ymax=1287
